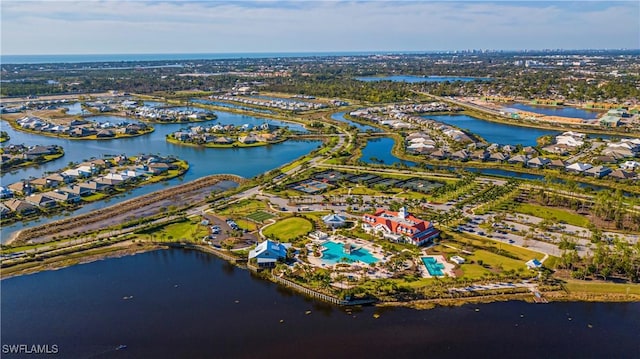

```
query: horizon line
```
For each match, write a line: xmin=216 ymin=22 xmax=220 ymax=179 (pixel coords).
xmin=3 ymin=48 xmax=640 ymax=57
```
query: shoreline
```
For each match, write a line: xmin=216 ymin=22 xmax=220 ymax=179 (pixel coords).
xmin=3 ymin=243 xmax=638 ymax=309
xmin=1 ymin=118 xmax=155 ymax=140
xmin=166 ymin=135 xmax=288 ymax=148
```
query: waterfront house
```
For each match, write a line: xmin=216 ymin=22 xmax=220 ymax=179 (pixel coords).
xmin=450 ymin=149 xmax=470 ymax=161
xmin=70 ymin=127 xmax=96 ymax=137
xmin=0 ymin=203 xmax=11 ymax=218
xmin=566 ymin=162 xmax=592 ymax=174
xmin=213 ymin=136 xmax=234 ymax=145
xmin=147 ymin=162 xmax=170 ymax=174
xmin=584 ymin=165 xmax=612 ymax=178
xmin=429 ymin=150 xmax=449 ymax=160
xmin=488 ymin=152 xmax=509 ymax=162
xmin=238 ymin=135 xmax=258 ymax=144
xmin=96 ymin=129 xmax=115 ymax=138
xmin=78 ymin=181 xmax=111 ymax=192
xmin=542 ymin=144 xmax=570 ymax=155
xmin=507 ymin=154 xmax=530 ymax=166
xmin=502 ymin=145 xmax=517 ymax=153
xmin=527 ymin=157 xmax=550 ymax=169
xmin=8 ymin=181 xmax=34 ymax=196
xmin=322 ymin=213 xmax=347 ymax=228
xmin=362 ymin=207 xmax=439 ymax=246
xmin=43 ymin=190 xmax=81 ymax=204
xmin=248 ymin=240 xmax=290 ymax=267
xmin=608 ymin=169 xmax=637 ymax=181
xmin=25 ymin=193 xmax=57 ymax=208
xmin=4 ymin=199 xmax=38 ymax=215
xmin=0 ymin=186 xmax=13 ymax=199
xmin=59 ymin=185 xmax=93 ymax=197
xmin=548 ymin=159 xmax=567 ymax=170
xmin=471 ymin=150 xmax=490 ymax=161
xmin=522 ymin=146 xmax=539 ymax=156
xmin=25 ymin=145 xmax=58 ymax=159
xmin=46 ymin=173 xmax=72 ymax=185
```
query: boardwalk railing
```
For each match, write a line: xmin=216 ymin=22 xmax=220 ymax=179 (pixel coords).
xmin=271 ymin=275 xmax=375 ymax=306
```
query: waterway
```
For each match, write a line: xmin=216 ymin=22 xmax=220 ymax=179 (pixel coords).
xmin=2 ymin=249 xmax=638 ymax=358
xmin=330 ymin=111 xmax=381 ymax=132
xmin=0 ymin=111 xmax=320 ymax=242
xmin=355 ymin=75 xmax=491 ymax=83
xmin=424 ymin=114 xmax=558 ymax=146
xmin=506 ymin=103 xmax=601 ymax=120
xmin=359 ymin=137 xmax=553 ymax=181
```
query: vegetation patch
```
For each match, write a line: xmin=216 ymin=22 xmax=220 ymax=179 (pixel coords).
xmin=514 ymin=203 xmax=590 ymax=228
xmin=246 ymin=211 xmax=275 ymax=222
xmin=263 ymin=216 xmax=313 ymax=242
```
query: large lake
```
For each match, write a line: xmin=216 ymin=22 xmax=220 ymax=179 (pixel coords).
xmin=0 ymin=111 xmax=320 ymax=242
xmin=424 ymin=114 xmax=558 ymax=146
xmin=506 ymin=103 xmax=601 ymax=120
xmin=355 ymin=75 xmax=491 ymax=83
xmin=2 ymin=249 xmax=638 ymax=358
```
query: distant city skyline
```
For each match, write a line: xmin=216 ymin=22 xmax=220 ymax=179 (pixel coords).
xmin=1 ymin=1 xmax=638 ymax=55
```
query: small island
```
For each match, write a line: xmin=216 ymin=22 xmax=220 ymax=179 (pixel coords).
xmin=0 ymin=130 xmax=9 ymax=142
xmin=167 ymin=122 xmax=292 ymax=148
xmin=1 ymin=144 xmax=64 ymax=171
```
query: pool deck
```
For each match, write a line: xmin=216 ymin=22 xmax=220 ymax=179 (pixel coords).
xmin=419 ymin=254 xmax=456 ymax=278
xmin=306 ymin=235 xmax=393 ymax=279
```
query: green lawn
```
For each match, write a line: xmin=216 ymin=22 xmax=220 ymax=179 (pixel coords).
xmin=235 ymin=219 xmax=258 ymax=232
xmin=246 ymin=211 xmax=275 ymax=222
xmin=151 ymin=220 xmax=208 ymax=242
xmin=81 ymin=192 xmax=107 ymax=202
xmin=513 ymin=203 xmax=590 ymax=228
xmin=262 ymin=217 xmax=313 ymax=242
xmin=564 ymin=280 xmax=640 ymax=295
xmin=219 ymin=199 xmax=266 ymax=216
xmin=467 ymin=249 xmax=526 ymax=272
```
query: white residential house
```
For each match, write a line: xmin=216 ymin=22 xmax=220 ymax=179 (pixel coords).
xmin=621 ymin=161 xmax=640 ymax=171
xmin=566 ymin=162 xmax=592 ymax=173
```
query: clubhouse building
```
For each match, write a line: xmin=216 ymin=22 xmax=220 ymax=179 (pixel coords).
xmin=362 ymin=207 xmax=439 ymax=246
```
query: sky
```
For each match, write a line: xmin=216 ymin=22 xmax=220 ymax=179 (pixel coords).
xmin=1 ymin=1 xmax=639 ymax=55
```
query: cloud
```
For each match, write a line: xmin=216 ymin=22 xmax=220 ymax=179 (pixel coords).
xmin=1 ymin=1 xmax=638 ymax=54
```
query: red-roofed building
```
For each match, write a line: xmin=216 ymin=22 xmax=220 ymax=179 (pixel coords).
xmin=362 ymin=207 xmax=439 ymax=246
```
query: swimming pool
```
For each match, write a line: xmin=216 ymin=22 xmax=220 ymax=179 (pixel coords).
xmin=422 ymin=257 xmax=445 ymax=276
xmin=320 ymin=241 xmax=378 ymax=265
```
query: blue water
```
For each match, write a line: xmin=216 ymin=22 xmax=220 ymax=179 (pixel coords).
xmin=0 ymin=111 xmax=319 ymax=242
xmin=60 ymin=102 xmax=83 ymax=115
xmin=321 ymin=241 xmax=378 ymax=265
xmin=3 ymin=249 xmax=639 ymax=357
xmin=88 ymin=115 xmax=142 ymax=125
xmin=1 ymin=52 xmax=421 ymax=65
xmin=422 ymin=257 xmax=445 ymax=276
xmin=355 ymin=75 xmax=491 ymax=83
xmin=506 ymin=103 xmax=601 ymax=120
xmin=424 ymin=114 xmax=558 ymax=146
xmin=360 ymin=137 xmax=417 ymax=166
xmin=330 ymin=111 xmax=380 ymax=132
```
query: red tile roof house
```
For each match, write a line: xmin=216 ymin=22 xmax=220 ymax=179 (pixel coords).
xmin=362 ymin=207 xmax=439 ymax=246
